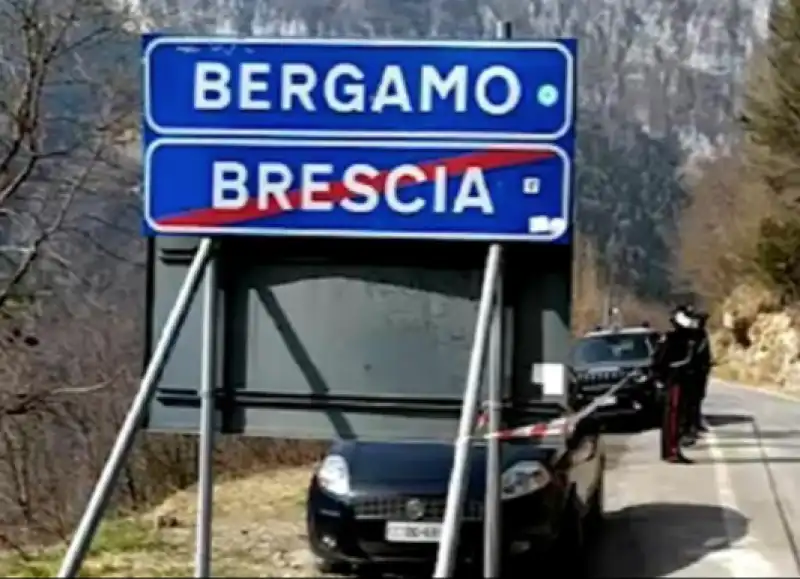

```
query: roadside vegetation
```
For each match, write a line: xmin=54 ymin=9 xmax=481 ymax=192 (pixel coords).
xmin=673 ymin=0 xmax=800 ymax=392
xmin=0 ymin=1 xmax=326 ymax=573
xmin=0 ymin=467 xmax=319 ymax=577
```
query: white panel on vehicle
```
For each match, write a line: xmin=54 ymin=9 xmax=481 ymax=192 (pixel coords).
xmin=532 ymin=362 xmax=566 ymax=396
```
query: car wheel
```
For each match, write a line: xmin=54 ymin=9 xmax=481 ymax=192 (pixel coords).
xmin=585 ymin=471 xmax=605 ymax=541
xmin=638 ymin=400 xmax=661 ymax=429
xmin=353 ymin=564 xmax=380 ymax=578
xmin=549 ymin=494 xmax=587 ymax=576
xmin=315 ymin=557 xmax=352 ymax=575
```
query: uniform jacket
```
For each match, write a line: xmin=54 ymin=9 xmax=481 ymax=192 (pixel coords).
xmin=652 ymin=328 xmax=695 ymax=380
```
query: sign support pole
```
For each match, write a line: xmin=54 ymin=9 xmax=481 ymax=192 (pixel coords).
xmin=433 ymin=243 xmax=502 ymax=578
xmin=195 ymin=245 xmax=219 ymax=577
xmin=57 ymin=239 xmax=213 ymax=578
xmin=483 ymin=251 xmax=504 ymax=577
xmin=482 ymin=24 xmax=511 ymax=579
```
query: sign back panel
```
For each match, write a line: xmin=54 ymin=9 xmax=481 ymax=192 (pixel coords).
xmin=144 ymin=237 xmax=573 ymax=439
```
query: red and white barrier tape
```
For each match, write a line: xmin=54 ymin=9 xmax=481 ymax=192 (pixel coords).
xmin=485 ymin=416 xmax=571 ymax=440
xmin=476 ymin=373 xmax=635 ymax=440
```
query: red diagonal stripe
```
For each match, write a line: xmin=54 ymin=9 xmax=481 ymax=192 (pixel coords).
xmin=155 ymin=149 xmax=555 ymax=228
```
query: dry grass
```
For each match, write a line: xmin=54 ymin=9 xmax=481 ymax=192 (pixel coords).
xmin=0 ymin=466 xmax=321 ymax=577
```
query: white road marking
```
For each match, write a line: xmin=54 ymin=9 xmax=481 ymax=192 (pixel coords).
xmin=705 ymin=430 xmax=780 ymax=577
xmin=712 ymin=378 xmax=800 ymax=403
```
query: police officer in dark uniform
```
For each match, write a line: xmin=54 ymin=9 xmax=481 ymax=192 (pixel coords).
xmin=689 ymin=311 xmax=712 ymax=435
xmin=652 ymin=306 xmax=697 ymax=464
xmin=676 ymin=304 xmax=700 ymax=447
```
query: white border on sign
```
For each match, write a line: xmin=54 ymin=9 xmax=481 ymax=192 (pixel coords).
xmin=143 ymin=138 xmax=573 ymax=243
xmin=142 ymin=37 xmax=575 ymax=142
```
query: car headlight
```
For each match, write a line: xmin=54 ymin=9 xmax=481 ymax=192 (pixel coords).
xmin=500 ymin=461 xmax=551 ymax=500
xmin=317 ymin=455 xmax=350 ymax=496
xmin=633 ymin=373 xmax=648 ymax=384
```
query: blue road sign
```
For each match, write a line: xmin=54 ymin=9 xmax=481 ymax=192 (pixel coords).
xmin=143 ymin=36 xmax=576 ymax=141
xmin=143 ymin=140 xmax=572 ymax=243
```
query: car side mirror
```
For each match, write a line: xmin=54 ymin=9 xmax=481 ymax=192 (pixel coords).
xmin=568 ymin=385 xmax=586 ymax=414
xmin=566 ymin=369 xmax=580 ymax=408
xmin=568 ymin=413 xmax=600 ymax=445
xmin=566 ymin=415 xmax=601 ymax=462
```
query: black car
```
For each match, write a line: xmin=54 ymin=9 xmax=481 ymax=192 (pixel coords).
xmin=306 ymin=420 xmax=605 ymax=575
xmin=570 ymin=326 xmax=662 ymax=421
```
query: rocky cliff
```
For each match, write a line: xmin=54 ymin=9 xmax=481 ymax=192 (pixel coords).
xmin=713 ymin=283 xmax=800 ymax=392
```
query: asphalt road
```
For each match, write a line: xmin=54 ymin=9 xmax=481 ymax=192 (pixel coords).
xmin=590 ymin=379 xmax=800 ymax=578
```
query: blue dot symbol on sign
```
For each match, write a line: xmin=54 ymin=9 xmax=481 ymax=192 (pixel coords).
xmin=537 ymin=85 xmax=559 ymax=107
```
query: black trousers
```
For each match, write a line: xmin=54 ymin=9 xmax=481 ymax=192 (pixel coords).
xmin=660 ymin=381 xmax=685 ymax=459
xmin=685 ymin=371 xmax=709 ymax=429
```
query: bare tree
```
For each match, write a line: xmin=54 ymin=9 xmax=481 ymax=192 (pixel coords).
xmin=0 ymin=0 xmax=136 ymax=316
xmin=0 ymin=0 xmax=148 ymax=545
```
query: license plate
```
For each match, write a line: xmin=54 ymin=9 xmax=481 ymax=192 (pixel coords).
xmin=385 ymin=521 xmax=442 ymax=543
xmin=599 ymin=395 xmax=617 ymax=406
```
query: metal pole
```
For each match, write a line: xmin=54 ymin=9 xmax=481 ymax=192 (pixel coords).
xmin=483 ymin=260 xmax=503 ymax=578
xmin=58 ymin=239 xmax=213 ymax=578
xmin=482 ymin=23 xmax=510 ymax=578
xmin=195 ymin=249 xmax=219 ymax=577
xmin=434 ymin=243 xmax=502 ymax=578
xmin=483 ymin=21 xmax=511 ymax=579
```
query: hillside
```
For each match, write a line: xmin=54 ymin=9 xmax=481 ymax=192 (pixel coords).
xmin=120 ymin=0 xmax=769 ymax=302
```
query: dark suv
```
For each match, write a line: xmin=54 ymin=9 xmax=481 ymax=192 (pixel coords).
xmin=570 ymin=326 xmax=662 ymax=422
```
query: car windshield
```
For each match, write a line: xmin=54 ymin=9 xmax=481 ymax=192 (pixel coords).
xmin=572 ymin=333 xmax=653 ymax=365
